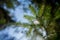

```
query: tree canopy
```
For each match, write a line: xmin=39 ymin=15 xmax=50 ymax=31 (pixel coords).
xmin=0 ymin=0 xmax=60 ymax=40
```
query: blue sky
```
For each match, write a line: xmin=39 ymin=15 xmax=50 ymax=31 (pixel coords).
xmin=9 ymin=0 xmax=32 ymax=23
xmin=0 ymin=0 xmax=32 ymax=40
xmin=0 ymin=26 xmax=29 ymax=40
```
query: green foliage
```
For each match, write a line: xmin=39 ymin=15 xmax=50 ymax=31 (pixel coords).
xmin=24 ymin=14 xmax=35 ymax=22
xmin=55 ymin=8 xmax=60 ymax=19
xmin=44 ymin=5 xmax=51 ymax=20
xmin=23 ymin=0 xmax=60 ymax=40
xmin=29 ymin=0 xmax=60 ymax=40
xmin=0 ymin=19 xmax=6 ymax=24
xmin=0 ymin=0 xmax=20 ymax=8
xmin=38 ymin=4 xmax=45 ymax=17
xmin=29 ymin=5 xmax=36 ymax=16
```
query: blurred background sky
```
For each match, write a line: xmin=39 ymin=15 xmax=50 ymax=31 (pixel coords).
xmin=0 ymin=0 xmax=31 ymax=40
